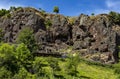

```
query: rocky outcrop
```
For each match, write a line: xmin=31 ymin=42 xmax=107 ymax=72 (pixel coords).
xmin=0 ymin=8 xmax=45 ymax=43
xmin=0 ymin=7 xmax=119 ymax=64
xmin=73 ymin=14 xmax=118 ymax=63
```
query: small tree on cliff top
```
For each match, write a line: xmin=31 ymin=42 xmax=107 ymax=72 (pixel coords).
xmin=53 ymin=6 xmax=59 ymax=14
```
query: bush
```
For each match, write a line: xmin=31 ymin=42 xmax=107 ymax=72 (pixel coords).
xmin=47 ymin=57 xmax=61 ymax=71
xmin=0 ymin=43 xmax=36 ymax=79
xmin=91 ymin=13 xmax=95 ymax=16
xmin=13 ymin=67 xmax=36 ymax=79
xmin=0 ymin=67 xmax=12 ymax=79
xmin=0 ymin=29 xmax=4 ymax=42
xmin=65 ymin=54 xmax=80 ymax=76
xmin=109 ymin=11 xmax=120 ymax=24
xmin=0 ymin=43 xmax=19 ymax=73
xmin=32 ymin=57 xmax=52 ymax=78
xmin=68 ymin=17 xmax=76 ymax=25
xmin=17 ymin=27 xmax=37 ymax=52
xmin=45 ymin=19 xmax=52 ymax=29
xmin=15 ymin=43 xmax=33 ymax=69
xmin=0 ymin=9 xmax=10 ymax=17
xmin=114 ymin=63 xmax=120 ymax=74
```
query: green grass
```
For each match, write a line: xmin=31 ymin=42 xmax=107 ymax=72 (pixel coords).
xmin=58 ymin=58 xmax=118 ymax=79
xmin=78 ymin=62 xmax=117 ymax=79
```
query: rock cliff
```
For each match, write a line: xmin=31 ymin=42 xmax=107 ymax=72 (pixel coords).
xmin=0 ymin=7 xmax=120 ymax=64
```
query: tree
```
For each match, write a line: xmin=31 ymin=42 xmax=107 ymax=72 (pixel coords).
xmin=0 ymin=43 xmax=19 ymax=73
xmin=65 ymin=54 xmax=80 ymax=76
xmin=17 ymin=27 xmax=37 ymax=53
xmin=32 ymin=57 xmax=51 ymax=78
xmin=10 ymin=6 xmax=16 ymax=12
xmin=53 ymin=6 xmax=59 ymax=14
xmin=0 ymin=29 xmax=4 ymax=42
xmin=0 ymin=9 xmax=10 ymax=17
xmin=109 ymin=11 xmax=120 ymax=24
xmin=91 ymin=13 xmax=95 ymax=16
xmin=0 ymin=67 xmax=12 ymax=79
xmin=13 ymin=67 xmax=36 ymax=79
xmin=16 ymin=43 xmax=32 ymax=68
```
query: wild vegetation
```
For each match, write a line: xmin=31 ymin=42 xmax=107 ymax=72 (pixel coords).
xmin=0 ymin=42 xmax=120 ymax=79
xmin=109 ymin=11 xmax=120 ymax=24
xmin=0 ymin=26 xmax=119 ymax=79
xmin=0 ymin=27 xmax=120 ymax=78
xmin=0 ymin=7 xmax=120 ymax=79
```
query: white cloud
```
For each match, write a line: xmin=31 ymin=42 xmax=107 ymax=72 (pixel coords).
xmin=106 ymin=0 xmax=120 ymax=12
xmin=106 ymin=0 xmax=120 ymax=8
xmin=0 ymin=1 xmax=25 ymax=10
xmin=91 ymin=0 xmax=120 ymax=15
xmin=93 ymin=9 xmax=110 ymax=15
xmin=0 ymin=1 xmax=44 ymax=10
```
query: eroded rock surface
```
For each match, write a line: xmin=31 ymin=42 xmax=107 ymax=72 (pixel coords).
xmin=0 ymin=8 xmax=119 ymax=64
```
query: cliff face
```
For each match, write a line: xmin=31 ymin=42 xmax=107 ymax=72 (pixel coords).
xmin=0 ymin=7 xmax=119 ymax=64
xmin=73 ymin=14 xmax=118 ymax=63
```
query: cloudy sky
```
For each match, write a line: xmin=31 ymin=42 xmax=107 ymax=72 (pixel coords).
xmin=0 ymin=0 xmax=120 ymax=16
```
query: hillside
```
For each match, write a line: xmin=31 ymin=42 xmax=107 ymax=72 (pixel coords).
xmin=0 ymin=7 xmax=120 ymax=79
xmin=0 ymin=7 xmax=120 ymax=63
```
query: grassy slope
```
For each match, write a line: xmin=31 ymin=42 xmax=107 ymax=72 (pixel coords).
xmin=57 ymin=47 xmax=118 ymax=79
xmin=58 ymin=59 xmax=117 ymax=79
xmin=78 ymin=63 xmax=117 ymax=79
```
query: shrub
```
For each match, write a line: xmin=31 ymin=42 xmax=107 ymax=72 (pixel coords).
xmin=0 ymin=67 xmax=12 ymax=79
xmin=109 ymin=11 xmax=120 ymax=24
xmin=17 ymin=27 xmax=37 ymax=52
xmin=32 ymin=57 xmax=51 ymax=78
xmin=114 ymin=63 xmax=120 ymax=74
xmin=68 ymin=17 xmax=76 ymax=25
xmin=0 ymin=29 xmax=4 ymax=42
xmin=0 ymin=43 xmax=19 ymax=73
xmin=45 ymin=19 xmax=52 ymax=29
xmin=65 ymin=54 xmax=80 ymax=76
xmin=13 ymin=67 xmax=36 ymax=79
xmin=47 ymin=57 xmax=60 ymax=71
xmin=91 ymin=13 xmax=95 ymax=16
xmin=0 ymin=43 xmax=36 ymax=78
xmin=0 ymin=9 xmax=10 ymax=17
xmin=10 ymin=6 xmax=16 ymax=12
xmin=10 ymin=6 xmax=22 ymax=12
xmin=15 ymin=43 xmax=33 ymax=69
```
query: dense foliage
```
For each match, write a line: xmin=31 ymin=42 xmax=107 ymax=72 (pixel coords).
xmin=0 ymin=9 xmax=10 ymax=17
xmin=109 ymin=11 xmax=120 ymax=24
xmin=1 ymin=7 xmax=120 ymax=79
xmin=0 ymin=42 xmax=119 ymax=79
xmin=17 ymin=27 xmax=37 ymax=53
xmin=0 ymin=6 xmax=23 ymax=18
xmin=0 ymin=29 xmax=4 ymax=42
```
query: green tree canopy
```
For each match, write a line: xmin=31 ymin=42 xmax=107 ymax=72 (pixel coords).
xmin=53 ymin=6 xmax=59 ymax=13
xmin=16 ymin=27 xmax=37 ymax=53
xmin=0 ymin=9 xmax=10 ymax=17
xmin=16 ymin=43 xmax=32 ymax=68
xmin=0 ymin=29 xmax=4 ymax=42
xmin=109 ymin=11 xmax=120 ymax=24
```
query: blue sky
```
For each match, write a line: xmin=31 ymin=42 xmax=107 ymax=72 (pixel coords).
xmin=0 ymin=0 xmax=120 ymax=16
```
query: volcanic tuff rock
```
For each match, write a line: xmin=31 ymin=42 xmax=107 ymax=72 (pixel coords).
xmin=0 ymin=7 xmax=119 ymax=64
